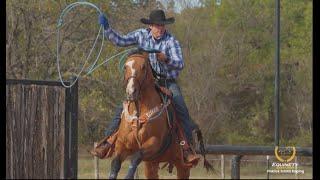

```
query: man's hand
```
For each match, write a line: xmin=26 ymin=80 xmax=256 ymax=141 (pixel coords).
xmin=99 ymin=13 xmax=109 ymax=29
xmin=156 ymin=52 xmax=168 ymax=64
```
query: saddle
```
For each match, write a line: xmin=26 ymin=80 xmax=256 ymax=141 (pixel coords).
xmin=154 ymin=81 xmax=200 ymax=168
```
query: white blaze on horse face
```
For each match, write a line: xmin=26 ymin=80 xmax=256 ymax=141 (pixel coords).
xmin=126 ymin=60 xmax=136 ymax=96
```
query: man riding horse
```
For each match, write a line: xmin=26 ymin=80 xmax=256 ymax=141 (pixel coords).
xmin=90 ymin=9 xmax=201 ymax=165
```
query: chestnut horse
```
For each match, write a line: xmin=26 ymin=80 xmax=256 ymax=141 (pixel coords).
xmin=108 ymin=51 xmax=195 ymax=179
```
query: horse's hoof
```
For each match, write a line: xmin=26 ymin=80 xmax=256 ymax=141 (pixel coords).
xmin=124 ymin=175 xmax=134 ymax=179
xmin=109 ymin=173 xmax=117 ymax=179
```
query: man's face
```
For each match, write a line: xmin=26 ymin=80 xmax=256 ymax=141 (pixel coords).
xmin=149 ymin=24 xmax=166 ymax=39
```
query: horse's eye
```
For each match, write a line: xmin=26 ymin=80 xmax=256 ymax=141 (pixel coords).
xmin=141 ymin=65 xmax=145 ymax=70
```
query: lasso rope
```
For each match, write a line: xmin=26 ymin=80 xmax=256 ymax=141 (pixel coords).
xmin=56 ymin=1 xmax=105 ymax=88
xmin=56 ymin=1 xmax=164 ymax=88
xmin=88 ymin=47 xmax=137 ymax=75
xmin=56 ymin=1 xmax=134 ymax=88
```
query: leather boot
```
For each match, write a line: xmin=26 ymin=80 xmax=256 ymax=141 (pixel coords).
xmin=89 ymin=131 xmax=118 ymax=159
xmin=90 ymin=142 xmax=112 ymax=159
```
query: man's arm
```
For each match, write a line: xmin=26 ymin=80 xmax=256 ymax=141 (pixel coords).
xmin=99 ymin=13 xmax=139 ymax=47
xmin=104 ymin=28 xmax=140 ymax=47
xmin=166 ymin=38 xmax=184 ymax=70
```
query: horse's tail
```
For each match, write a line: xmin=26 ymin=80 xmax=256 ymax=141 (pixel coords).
xmin=203 ymin=156 xmax=214 ymax=172
xmin=195 ymin=129 xmax=215 ymax=173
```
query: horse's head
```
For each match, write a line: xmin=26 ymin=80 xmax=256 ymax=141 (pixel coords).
xmin=123 ymin=53 xmax=153 ymax=101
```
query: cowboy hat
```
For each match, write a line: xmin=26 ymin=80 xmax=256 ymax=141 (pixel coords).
xmin=140 ymin=9 xmax=175 ymax=25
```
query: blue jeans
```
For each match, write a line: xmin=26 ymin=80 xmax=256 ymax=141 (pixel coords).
xmin=104 ymin=81 xmax=197 ymax=143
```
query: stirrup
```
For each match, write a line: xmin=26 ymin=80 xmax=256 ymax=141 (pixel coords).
xmin=89 ymin=142 xmax=111 ymax=159
xmin=184 ymin=149 xmax=200 ymax=166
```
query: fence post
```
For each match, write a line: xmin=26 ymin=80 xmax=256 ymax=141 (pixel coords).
xmin=63 ymin=76 xmax=79 ymax=179
xmin=295 ymin=156 xmax=298 ymax=179
xmin=221 ymin=155 xmax=225 ymax=179
xmin=64 ymin=82 xmax=71 ymax=178
xmin=94 ymin=142 xmax=99 ymax=179
xmin=266 ymin=155 xmax=270 ymax=179
xmin=70 ymin=76 xmax=79 ymax=179
xmin=6 ymin=13 xmax=8 ymax=44
xmin=231 ymin=155 xmax=242 ymax=179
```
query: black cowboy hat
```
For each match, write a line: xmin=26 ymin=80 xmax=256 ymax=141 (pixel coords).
xmin=140 ymin=9 xmax=175 ymax=25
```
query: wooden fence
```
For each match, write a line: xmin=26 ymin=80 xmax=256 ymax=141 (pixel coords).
xmin=6 ymin=79 xmax=78 ymax=179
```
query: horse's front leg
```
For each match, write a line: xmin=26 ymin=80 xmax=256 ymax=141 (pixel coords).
xmin=109 ymin=154 xmax=122 ymax=179
xmin=125 ymin=150 xmax=143 ymax=179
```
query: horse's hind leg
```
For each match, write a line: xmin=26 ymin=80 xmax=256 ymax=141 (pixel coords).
xmin=144 ymin=161 xmax=160 ymax=179
xmin=175 ymin=162 xmax=191 ymax=179
xmin=125 ymin=150 xmax=143 ymax=179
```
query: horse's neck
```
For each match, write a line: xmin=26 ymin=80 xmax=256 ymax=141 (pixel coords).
xmin=141 ymin=86 xmax=162 ymax=108
xmin=128 ymin=85 xmax=161 ymax=115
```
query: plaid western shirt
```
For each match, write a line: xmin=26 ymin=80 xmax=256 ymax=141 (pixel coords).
xmin=104 ymin=27 xmax=184 ymax=79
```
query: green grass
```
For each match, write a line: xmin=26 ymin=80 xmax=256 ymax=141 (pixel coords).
xmin=78 ymin=147 xmax=312 ymax=179
xmin=78 ymin=153 xmax=219 ymax=179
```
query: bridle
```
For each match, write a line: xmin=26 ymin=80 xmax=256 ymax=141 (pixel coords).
xmin=123 ymin=59 xmax=150 ymax=102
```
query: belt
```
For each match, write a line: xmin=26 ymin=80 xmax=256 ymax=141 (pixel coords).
xmin=157 ymin=78 xmax=176 ymax=86
xmin=165 ymin=79 xmax=176 ymax=83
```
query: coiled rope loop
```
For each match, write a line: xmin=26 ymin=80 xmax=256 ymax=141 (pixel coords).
xmin=56 ymin=1 xmax=106 ymax=88
xmin=56 ymin=1 xmax=162 ymax=88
